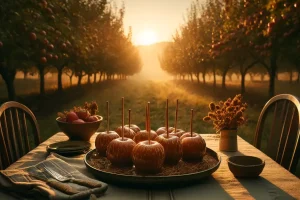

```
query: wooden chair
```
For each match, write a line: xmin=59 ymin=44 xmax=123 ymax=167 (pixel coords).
xmin=0 ymin=101 xmax=41 ymax=169
xmin=254 ymin=94 xmax=300 ymax=174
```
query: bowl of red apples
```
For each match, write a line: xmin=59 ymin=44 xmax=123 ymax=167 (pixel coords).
xmin=56 ymin=101 xmax=103 ymax=141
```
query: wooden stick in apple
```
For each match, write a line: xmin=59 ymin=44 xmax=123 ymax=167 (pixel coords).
xmin=166 ymin=99 xmax=169 ymax=138
xmin=128 ymin=109 xmax=131 ymax=130
xmin=190 ymin=109 xmax=193 ymax=137
xmin=147 ymin=102 xmax=151 ymax=144
xmin=107 ymin=101 xmax=109 ymax=133
xmin=122 ymin=97 xmax=124 ymax=140
xmin=174 ymin=99 xmax=178 ymax=133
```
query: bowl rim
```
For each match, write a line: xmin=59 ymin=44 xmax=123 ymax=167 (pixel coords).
xmin=227 ymin=155 xmax=265 ymax=168
xmin=56 ymin=115 xmax=103 ymax=124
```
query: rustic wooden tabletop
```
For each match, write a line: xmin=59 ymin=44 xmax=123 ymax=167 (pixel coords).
xmin=2 ymin=132 xmax=300 ymax=200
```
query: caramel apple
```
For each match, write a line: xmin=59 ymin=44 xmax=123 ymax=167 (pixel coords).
xmin=133 ymin=106 xmax=157 ymax=143
xmin=156 ymin=127 xmax=174 ymax=135
xmin=134 ymin=130 xmax=157 ymax=143
xmin=132 ymin=140 xmax=165 ymax=173
xmin=116 ymin=109 xmax=135 ymax=139
xmin=95 ymin=101 xmax=119 ymax=156
xmin=170 ymin=100 xmax=185 ymax=137
xmin=132 ymin=102 xmax=165 ymax=173
xmin=107 ymin=97 xmax=136 ymax=166
xmin=180 ymin=109 xmax=206 ymax=162
xmin=170 ymin=129 xmax=186 ymax=138
xmin=124 ymin=124 xmax=141 ymax=133
xmin=116 ymin=125 xmax=135 ymax=139
xmin=155 ymin=99 xmax=182 ymax=165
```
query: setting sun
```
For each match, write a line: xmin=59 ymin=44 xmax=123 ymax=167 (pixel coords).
xmin=136 ymin=30 xmax=157 ymax=45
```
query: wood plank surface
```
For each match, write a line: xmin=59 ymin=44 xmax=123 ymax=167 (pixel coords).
xmin=4 ymin=132 xmax=300 ymax=200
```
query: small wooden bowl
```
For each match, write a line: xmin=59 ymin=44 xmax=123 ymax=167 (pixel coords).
xmin=227 ymin=156 xmax=265 ymax=178
xmin=56 ymin=115 xmax=103 ymax=141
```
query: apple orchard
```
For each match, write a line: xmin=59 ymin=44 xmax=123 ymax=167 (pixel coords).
xmin=0 ymin=0 xmax=142 ymax=100
xmin=160 ymin=0 xmax=300 ymax=97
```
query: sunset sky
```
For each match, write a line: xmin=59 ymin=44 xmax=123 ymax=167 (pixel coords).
xmin=114 ymin=0 xmax=196 ymax=45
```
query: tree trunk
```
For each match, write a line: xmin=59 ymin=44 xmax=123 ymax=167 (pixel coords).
xmin=213 ymin=66 xmax=216 ymax=88
xmin=260 ymin=73 xmax=264 ymax=81
xmin=196 ymin=73 xmax=200 ymax=84
xmin=289 ymin=70 xmax=293 ymax=83
xmin=222 ymin=70 xmax=228 ymax=89
xmin=189 ymin=73 xmax=193 ymax=82
xmin=77 ymin=74 xmax=82 ymax=86
xmin=202 ymin=72 xmax=206 ymax=84
xmin=94 ymin=72 xmax=97 ymax=83
xmin=57 ymin=68 xmax=63 ymax=92
xmin=269 ymin=50 xmax=278 ymax=98
xmin=228 ymin=74 xmax=233 ymax=82
xmin=38 ymin=65 xmax=45 ymax=96
xmin=99 ymin=72 xmax=103 ymax=82
xmin=0 ymin=66 xmax=16 ymax=100
xmin=23 ymin=71 xmax=28 ymax=79
xmin=241 ymin=72 xmax=246 ymax=95
xmin=87 ymin=74 xmax=91 ymax=84
xmin=69 ymin=76 xmax=72 ymax=86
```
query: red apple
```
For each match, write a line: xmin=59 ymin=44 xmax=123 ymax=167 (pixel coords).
xmin=76 ymin=109 xmax=90 ymax=120
xmin=95 ymin=131 xmax=120 ymax=156
xmin=133 ymin=130 xmax=157 ymax=143
xmin=29 ymin=32 xmax=37 ymax=41
xmin=41 ymin=49 xmax=47 ymax=55
xmin=53 ymin=55 xmax=58 ymax=60
xmin=48 ymin=44 xmax=54 ymax=50
xmin=115 ymin=126 xmax=135 ymax=139
xmin=156 ymin=127 xmax=174 ymax=135
xmin=86 ymin=115 xmax=98 ymax=122
xmin=40 ymin=57 xmax=47 ymax=64
xmin=47 ymin=53 xmax=53 ymax=59
xmin=0 ymin=41 xmax=3 ymax=48
xmin=107 ymin=138 xmax=136 ymax=166
xmin=43 ymin=38 xmax=49 ymax=45
xmin=41 ymin=30 xmax=47 ymax=36
xmin=61 ymin=43 xmax=67 ymax=49
xmin=132 ymin=140 xmax=165 ymax=174
xmin=124 ymin=124 xmax=140 ymax=133
xmin=72 ymin=119 xmax=85 ymax=124
xmin=155 ymin=134 xmax=182 ymax=164
xmin=180 ymin=132 xmax=206 ymax=162
xmin=66 ymin=111 xmax=79 ymax=123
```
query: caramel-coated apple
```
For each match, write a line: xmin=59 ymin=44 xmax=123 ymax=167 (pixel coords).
xmin=116 ymin=126 xmax=135 ymax=139
xmin=132 ymin=140 xmax=165 ymax=174
xmin=156 ymin=127 xmax=174 ymax=135
xmin=133 ymin=130 xmax=157 ymax=143
xmin=180 ymin=132 xmax=206 ymax=161
xmin=170 ymin=129 xmax=186 ymax=138
xmin=107 ymin=137 xmax=136 ymax=166
xmin=155 ymin=134 xmax=182 ymax=164
xmin=124 ymin=124 xmax=141 ymax=133
xmin=95 ymin=131 xmax=120 ymax=156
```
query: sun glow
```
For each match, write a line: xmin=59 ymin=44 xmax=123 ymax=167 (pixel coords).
xmin=136 ymin=30 xmax=157 ymax=45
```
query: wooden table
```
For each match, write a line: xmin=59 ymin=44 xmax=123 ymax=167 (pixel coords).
xmin=1 ymin=132 xmax=300 ymax=200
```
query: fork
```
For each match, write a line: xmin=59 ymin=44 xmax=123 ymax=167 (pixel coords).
xmin=44 ymin=167 xmax=102 ymax=188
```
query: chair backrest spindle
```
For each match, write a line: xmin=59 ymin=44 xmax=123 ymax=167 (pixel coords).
xmin=254 ymin=94 xmax=300 ymax=174
xmin=0 ymin=101 xmax=41 ymax=169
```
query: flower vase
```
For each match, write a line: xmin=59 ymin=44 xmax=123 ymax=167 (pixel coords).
xmin=219 ymin=129 xmax=238 ymax=152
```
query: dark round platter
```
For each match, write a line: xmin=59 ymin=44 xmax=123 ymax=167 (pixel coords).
xmin=84 ymin=148 xmax=221 ymax=188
